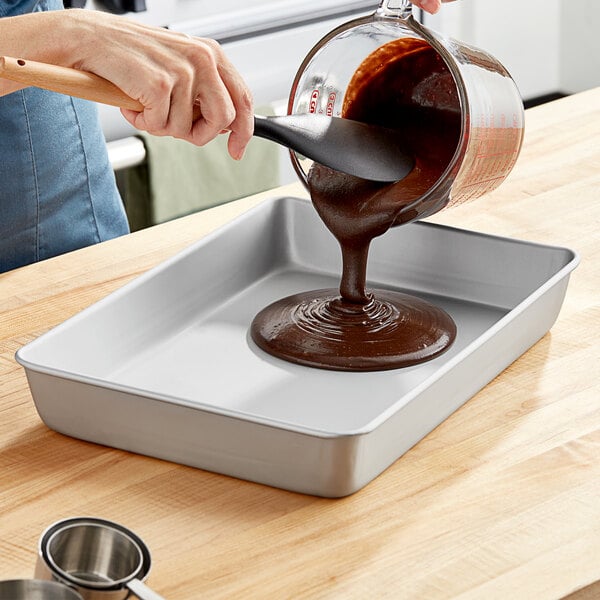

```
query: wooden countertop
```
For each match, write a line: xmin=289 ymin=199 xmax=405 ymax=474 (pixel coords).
xmin=1 ymin=88 xmax=599 ymax=599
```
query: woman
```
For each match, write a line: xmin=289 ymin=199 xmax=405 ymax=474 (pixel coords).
xmin=0 ymin=0 xmax=254 ymax=272
xmin=0 ymin=0 xmax=446 ymax=273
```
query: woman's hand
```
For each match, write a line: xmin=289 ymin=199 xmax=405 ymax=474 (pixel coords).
xmin=67 ymin=10 xmax=253 ymax=159
xmin=0 ymin=9 xmax=253 ymax=159
xmin=119 ymin=34 xmax=253 ymax=161
xmin=412 ymin=0 xmax=457 ymax=14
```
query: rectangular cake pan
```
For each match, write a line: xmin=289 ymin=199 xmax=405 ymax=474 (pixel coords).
xmin=16 ymin=196 xmax=579 ymax=497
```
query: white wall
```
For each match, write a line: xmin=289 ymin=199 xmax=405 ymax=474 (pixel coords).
xmin=423 ymin=0 xmax=562 ymax=100
xmin=560 ymin=0 xmax=600 ymax=94
xmin=424 ymin=0 xmax=600 ymax=99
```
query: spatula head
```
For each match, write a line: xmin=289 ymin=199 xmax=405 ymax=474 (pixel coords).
xmin=253 ymin=114 xmax=414 ymax=182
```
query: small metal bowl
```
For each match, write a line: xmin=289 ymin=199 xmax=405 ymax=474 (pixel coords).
xmin=0 ymin=579 xmax=83 ymax=600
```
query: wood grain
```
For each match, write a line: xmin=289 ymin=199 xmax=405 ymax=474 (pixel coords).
xmin=0 ymin=56 xmax=142 ymax=111
xmin=1 ymin=89 xmax=599 ymax=599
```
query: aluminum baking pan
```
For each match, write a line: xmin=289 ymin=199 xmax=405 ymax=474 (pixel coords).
xmin=16 ymin=196 xmax=579 ymax=497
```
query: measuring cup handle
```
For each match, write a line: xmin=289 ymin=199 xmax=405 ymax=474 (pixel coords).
xmin=376 ymin=0 xmax=413 ymax=19
xmin=126 ymin=578 xmax=166 ymax=600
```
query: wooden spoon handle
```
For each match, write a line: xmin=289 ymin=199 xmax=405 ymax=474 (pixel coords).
xmin=0 ymin=56 xmax=144 ymax=111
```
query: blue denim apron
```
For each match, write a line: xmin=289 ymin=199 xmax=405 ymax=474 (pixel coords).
xmin=0 ymin=0 xmax=129 ymax=272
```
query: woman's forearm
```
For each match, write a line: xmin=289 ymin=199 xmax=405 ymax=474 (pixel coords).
xmin=0 ymin=11 xmax=80 ymax=95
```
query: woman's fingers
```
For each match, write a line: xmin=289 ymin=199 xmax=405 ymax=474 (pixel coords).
xmin=181 ymin=38 xmax=253 ymax=159
xmin=122 ymin=35 xmax=253 ymax=158
xmin=414 ymin=0 xmax=441 ymax=13
xmin=214 ymin=51 xmax=254 ymax=160
xmin=413 ymin=0 xmax=457 ymax=14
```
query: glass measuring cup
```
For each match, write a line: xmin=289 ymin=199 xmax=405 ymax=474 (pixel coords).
xmin=250 ymin=0 xmax=525 ymax=372
xmin=288 ymin=0 xmax=525 ymax=222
